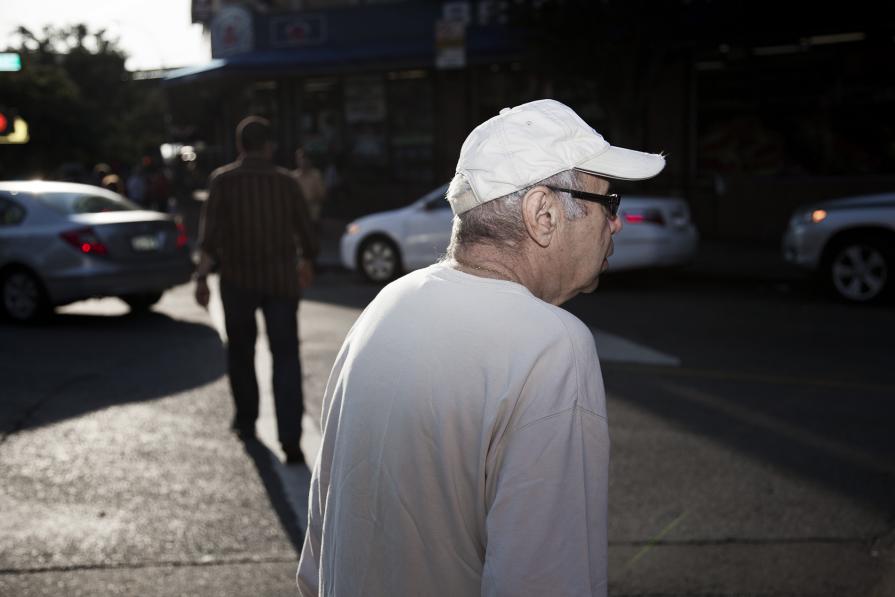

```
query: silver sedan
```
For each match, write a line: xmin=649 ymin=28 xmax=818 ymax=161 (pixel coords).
xmin=0 ymin=181 xmax=194 ymax=322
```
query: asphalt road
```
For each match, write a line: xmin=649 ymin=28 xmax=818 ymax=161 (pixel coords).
xmin=1 ymin=265 xmax=893 ymax=596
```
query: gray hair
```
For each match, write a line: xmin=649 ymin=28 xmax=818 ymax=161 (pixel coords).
xmin=445 ymin=169 xmax=586 ymax=258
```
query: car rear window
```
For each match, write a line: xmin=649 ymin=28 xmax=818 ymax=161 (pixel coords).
xmin=31 ymin=191 xmax=140 ymax=214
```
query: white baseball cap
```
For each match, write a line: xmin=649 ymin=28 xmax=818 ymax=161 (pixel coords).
xmin=450 ymin=99 xmax=666 ymax=214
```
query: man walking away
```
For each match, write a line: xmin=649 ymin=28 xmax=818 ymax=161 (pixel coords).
xmin=194 ymin=116 xmax=318 ymax=466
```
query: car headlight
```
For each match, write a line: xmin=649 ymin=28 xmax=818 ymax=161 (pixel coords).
xmin=345 ymin=223 xmax=361 ymax=236
xmin=793 ymin=209 xmax=827 ymax=225
xmin=808 ymin=209 xmax=827 ymax=224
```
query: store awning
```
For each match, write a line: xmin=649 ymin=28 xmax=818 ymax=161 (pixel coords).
xmin=164 ymin=39 xmax=436 ymax=85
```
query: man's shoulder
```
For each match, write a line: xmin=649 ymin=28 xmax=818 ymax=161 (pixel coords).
xmin=208 ymin=161 xmax=242 ymax=182
xmin=273 ymin=166 xmax=303 ymax=187
xmin=403 ymin=264 xmax=592 ymax=341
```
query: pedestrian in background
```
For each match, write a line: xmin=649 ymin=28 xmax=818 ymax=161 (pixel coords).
xmin=101 ymin=173 xmax=124 ymax=195
xmin=193 ymin=115 xmax=318 ymax=466
xmin=297 ymin=99 xmax=666 ymax=596
xmin=126 ymin=161 xmax=148 ymax=206
xmin=293 ymin=147 xmax=327 ymax=224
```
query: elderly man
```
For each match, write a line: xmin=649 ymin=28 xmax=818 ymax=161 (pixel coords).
xmin=298 ymin=99 xmax=665 ymax=596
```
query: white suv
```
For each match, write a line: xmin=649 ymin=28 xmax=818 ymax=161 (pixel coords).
xmin=783 ymin=193 xmax=895 ymax=303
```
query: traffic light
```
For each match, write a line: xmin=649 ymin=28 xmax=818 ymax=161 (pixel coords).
xmin=0 ymin=108 xmax=28 ymax=144
xmin=0 ymin=109 xmax=12 ymax=136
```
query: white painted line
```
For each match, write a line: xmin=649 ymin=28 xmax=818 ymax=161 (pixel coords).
xmin=591 ymin=327 xmax=681 ymax=367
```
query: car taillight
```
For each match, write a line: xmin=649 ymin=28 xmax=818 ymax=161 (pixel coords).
xmin=60 ymin=227 xmax=109 ymax=256
xmin=623 ymin=208 xmax=665 ymax=226
xmin=175 ymin=221 xmax=189 ymax=248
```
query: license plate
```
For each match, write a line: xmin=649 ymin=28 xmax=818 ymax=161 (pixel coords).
xmin=131 ymin=234 xmax=162 ymax=251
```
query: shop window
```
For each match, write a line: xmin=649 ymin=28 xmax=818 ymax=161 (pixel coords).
xmin=302 ymin=0 xmax=360 ymax=9
xmin=388 ymin=70 xmax=434 ymax=183
xmin=300 ymin=77 xmax=344 ymax=170
xmin=243 ymin=81 xmax=279 ymax=123
xmin=344 ymin=75 xmax=388 ymax=177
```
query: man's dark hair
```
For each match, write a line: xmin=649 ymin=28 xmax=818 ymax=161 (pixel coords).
xmin=236 ymin=116 xmax=272 ymax=153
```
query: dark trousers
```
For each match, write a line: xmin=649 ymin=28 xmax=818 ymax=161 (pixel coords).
xmin=220 ymin=281 xmax=303 ymax=450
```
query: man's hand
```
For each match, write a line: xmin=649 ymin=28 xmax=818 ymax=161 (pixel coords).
xmin=299 ymin=259 xmax=314 ymax=290
xmin=194 ymin=277 xmax=210 ymax=308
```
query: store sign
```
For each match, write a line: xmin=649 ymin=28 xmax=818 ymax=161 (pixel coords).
xmin=270 ymin=15 xmax=326 ymax=48
xmin=344 ymin=76 xmax=386 ymax=124
xmin=442 ymin=1 xmax=472 ymax=24
xmin=211 ymin=6 xmax=254 ymax=58
xmin=435 ymin=20 xmax=466 ymax=70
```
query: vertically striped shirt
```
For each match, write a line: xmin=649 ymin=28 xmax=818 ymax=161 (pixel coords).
xmin=199 ymin=156 xmax=319 ymax=298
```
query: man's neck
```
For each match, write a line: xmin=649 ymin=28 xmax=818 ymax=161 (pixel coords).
xmin=451 ymin=244 xmax=568 ymax=305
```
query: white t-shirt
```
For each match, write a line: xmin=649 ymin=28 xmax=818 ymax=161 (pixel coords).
xmin=298 ymin=263 xmax=610 ymax=597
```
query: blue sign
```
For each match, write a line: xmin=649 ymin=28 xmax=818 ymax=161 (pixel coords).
xmin=270 ymin=15 xmax=326 ymax=48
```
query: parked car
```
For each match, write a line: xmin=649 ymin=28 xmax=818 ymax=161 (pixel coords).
xmin=0 ymin=181 xmax=194 ymax=322
xmin=783 ymin=192 xmax=895 ymax=303
xmin=341 ymin=183 xmax=699 ymax=283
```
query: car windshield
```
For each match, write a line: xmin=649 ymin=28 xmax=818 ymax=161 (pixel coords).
xmin=29 ymin=191 xmax=140 ymax=214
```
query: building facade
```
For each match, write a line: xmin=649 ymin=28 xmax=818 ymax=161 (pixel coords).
xmin=164 ymin=0 xmax=895 ymax=242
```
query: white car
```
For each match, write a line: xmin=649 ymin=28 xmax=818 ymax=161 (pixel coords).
xmin=341 ymin=183 xmax=699 ymax=283
xmin=783 ymin=192 xmax=895 ymax=303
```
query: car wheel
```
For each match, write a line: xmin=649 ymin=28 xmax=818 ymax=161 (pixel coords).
xmin=1 ymin=268 xmax=49 ymax=323
xmin=120 ymin=291 xmax=164 ymax=313
xmin=358 ymin=236 xmax=401 ymax=283
xmin=824 ymin=235 xmax=892 ymax=303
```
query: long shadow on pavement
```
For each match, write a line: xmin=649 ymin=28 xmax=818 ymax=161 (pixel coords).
xmin=239 ymin=438 xmax=307 ymax=553
xmin=0 ymin=310 xmax=226 ymax=435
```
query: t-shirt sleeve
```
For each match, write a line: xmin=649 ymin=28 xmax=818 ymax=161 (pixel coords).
xmin=481 ymin=311 xmax=610 ymax=597
xmin=482 ymin=407 xmax=609 ymax=596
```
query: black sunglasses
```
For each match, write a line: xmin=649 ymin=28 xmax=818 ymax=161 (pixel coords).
xmin=546 ymin=186 xmax=621 ymax=218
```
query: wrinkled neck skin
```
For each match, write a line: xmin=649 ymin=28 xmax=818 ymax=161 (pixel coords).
xmin=451 ymin=241 xmax=576 ymax=306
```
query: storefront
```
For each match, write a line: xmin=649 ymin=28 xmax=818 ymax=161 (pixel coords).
xmin=165 ymin=1 xmax=895 ymax=241
xmin=164 ymin=2 xmax=537 ymax=219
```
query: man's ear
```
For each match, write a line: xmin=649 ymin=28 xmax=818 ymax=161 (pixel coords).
xmin=522 ymin=186 xmax=558 ymax=248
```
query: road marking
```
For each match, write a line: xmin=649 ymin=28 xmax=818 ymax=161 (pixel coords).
xmin=623 ymin=511 xmax=688 ymax=571
xmin=591 ymin=327 xmax=681 ymax=367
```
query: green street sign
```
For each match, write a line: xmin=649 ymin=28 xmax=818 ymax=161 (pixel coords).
xmin=0 ymin=53 xmax=22 ymax=72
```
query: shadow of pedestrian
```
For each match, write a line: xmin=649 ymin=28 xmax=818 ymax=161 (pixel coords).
xmin=238 ymin=437 xmax=308 ymax=553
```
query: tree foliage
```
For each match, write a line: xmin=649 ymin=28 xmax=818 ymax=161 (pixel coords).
xmin=0 ymin=24 xmax=168 ymax=179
